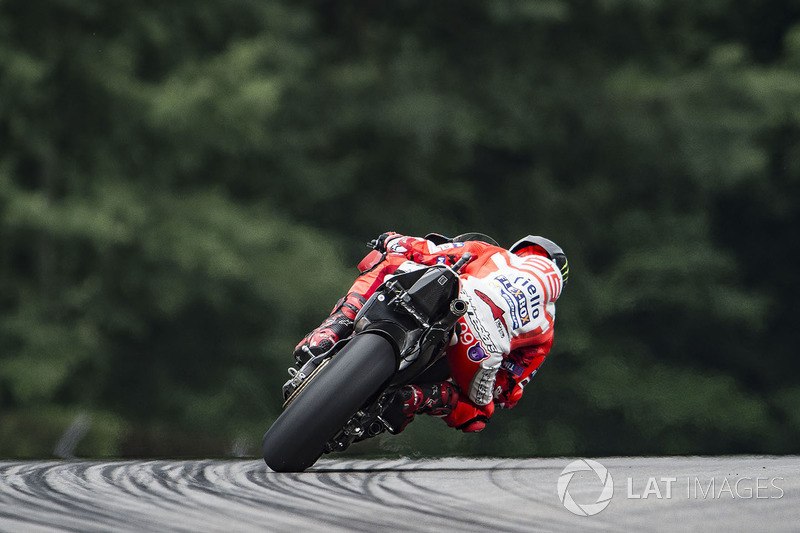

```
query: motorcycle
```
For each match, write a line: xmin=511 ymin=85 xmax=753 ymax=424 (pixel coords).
xmin=261 ymin=253 xmax=472 ymax=472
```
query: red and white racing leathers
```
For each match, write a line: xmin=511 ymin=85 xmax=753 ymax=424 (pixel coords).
xmin=349 ymin=234 xmax=564 ymax=431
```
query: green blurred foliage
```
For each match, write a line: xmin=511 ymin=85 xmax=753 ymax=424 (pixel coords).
xmin=0 ymin=0 xmax=798 ymax=458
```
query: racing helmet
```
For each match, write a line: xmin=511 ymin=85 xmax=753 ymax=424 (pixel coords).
xmin=509 ymin=235 xmax=569 ymax=286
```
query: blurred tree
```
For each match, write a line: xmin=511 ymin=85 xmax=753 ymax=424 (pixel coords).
xmin=0 ymin=0 xmax=798 ymax=457
xmin=0 ymin=0 xmax=350 ymax=456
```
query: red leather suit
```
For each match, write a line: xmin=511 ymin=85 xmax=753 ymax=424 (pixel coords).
xmin=351 ymin=235 xmax=564 ymax=430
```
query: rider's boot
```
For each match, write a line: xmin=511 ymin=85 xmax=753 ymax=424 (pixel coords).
xmin=292 ymin=293 xmax=366 ymax=365
xmin=383 ymin=382 xmax=459 ymax=434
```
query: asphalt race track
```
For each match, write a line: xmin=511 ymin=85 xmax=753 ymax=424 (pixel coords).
xmin=0 ymin=456 xmax=797 ymax=532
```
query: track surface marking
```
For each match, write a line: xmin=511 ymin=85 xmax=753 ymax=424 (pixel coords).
xmin=1 ymin=457 xmax=797 ymax=532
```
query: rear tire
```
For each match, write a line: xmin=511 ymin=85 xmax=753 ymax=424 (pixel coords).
xmin=262 ymin=333 xmax=396 ymax=472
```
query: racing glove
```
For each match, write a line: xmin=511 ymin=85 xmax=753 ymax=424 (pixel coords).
xmin=493 ymin=346 xmax=547 ymax=408
xmin=370 ymin=231 xmax=401 ymax=253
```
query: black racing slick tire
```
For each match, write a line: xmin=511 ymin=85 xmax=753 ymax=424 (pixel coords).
xmin=262 ymin=333 xmax=397 ymax=472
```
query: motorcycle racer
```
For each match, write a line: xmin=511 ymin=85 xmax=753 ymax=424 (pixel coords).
xmin=293 ymin=231 xmax=568 ymax=434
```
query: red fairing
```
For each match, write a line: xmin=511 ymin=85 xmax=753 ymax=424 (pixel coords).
xmin=357 ymin=249 xmax=384 ymax=273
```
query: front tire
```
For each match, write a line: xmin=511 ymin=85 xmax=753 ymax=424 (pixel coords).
xmin=262 ymin=333 xmax=396 ymax=472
